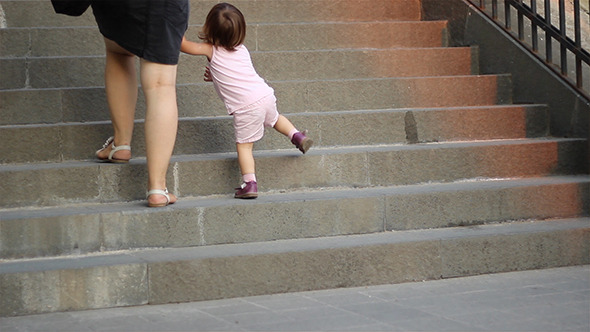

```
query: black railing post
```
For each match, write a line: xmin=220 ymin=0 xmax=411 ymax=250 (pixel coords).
xmin=467 ymin=0 xmax=589 ymax=98
xmin=532 ymin=0 xmax=539 ymax=52
xmin=492 ymin=0 xmax=498 ymax=20
xmin=517 ymin=0 xmax=524 ymax=40
xmin=574 ymin=0 xmax=583 ymax=88
xmin=545 ymin=0 xmax=553 ymax=63
xmin=559 ymin=0 xmax=568 ymax=75
xmin=505 ymin=0 xmax=512 ymax=30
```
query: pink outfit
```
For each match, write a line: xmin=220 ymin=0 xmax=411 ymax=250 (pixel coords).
xmin=209 ymin=45 xmax=279 ymax=143
xmin=209 ymin=45 xmax=274 ymax=114
xmin=233 ymin=94 xmax=279 ymax=143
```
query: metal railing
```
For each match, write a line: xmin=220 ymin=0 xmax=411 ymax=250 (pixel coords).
xmin=468 ymin=0 xmax=590 ymax=98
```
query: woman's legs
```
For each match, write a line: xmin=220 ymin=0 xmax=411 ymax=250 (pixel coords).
xmin=96 ymin=38 xmax=136 ymax=161
xmin=140 ymin=59 xmax=179 ymax=206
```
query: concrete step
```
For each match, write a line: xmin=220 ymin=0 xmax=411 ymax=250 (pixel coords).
xmin=1 ymin=217 xmax=588 ymax=316
xmin=0 ymin=47 xmax=475 ymax=90
xmin=0 ymin=0 xmax=422 ymax=28
xmin=185 ymin=47 xmax=477 ymax=82
xmin=0 ymin=138 xmax=586 ymax=208
xmin=0 ymin=105 xmax=550 ymax=164
xmin=1 ymin=74 xmax=514 ymax=125
xmin=1 ymin=175 xmax=587 ymax=260
xmin=213 ymin=20 xmax=449 ymax=51
xmin=1 ymin=21 xmax=449 ymax=58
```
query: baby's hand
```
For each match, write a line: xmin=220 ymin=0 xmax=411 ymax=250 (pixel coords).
xmin=203 ymin=66 xmax=212 ymax=82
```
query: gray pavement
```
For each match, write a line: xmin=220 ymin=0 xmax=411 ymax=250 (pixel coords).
xmin=1 ymin=265 xmax=588 ymax=332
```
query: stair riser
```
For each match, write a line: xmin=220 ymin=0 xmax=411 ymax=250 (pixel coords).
xmin=1 ymin=48 xmax=473 ymax=90
xmin=0 ymin=106 xmax=549 ymax=164
xmin=1 ymin=21 xmax=447 ymax=58
xmin=185 ymin=48 xmax=475 ymax=83
xmin=1 ymin=181 xmax=587 ymax=260
xmin=407 ymin=106 xmax=549 ymax=143
xmin=0 ymin=139 xmax=585 ymax=208
xmin=1 ymin=75 xmax=513 ymax=126
xmin=252 ymin=141 xmax=587 ymax=192
xmin=0 ymin=0 xmax=421 ymax=28
xmin=231 ymin=21 xmax=448 ymax=51
xmin=148 ymin=229 xmax=589 ymax=305
xmin=222 ymin=0 xmax=423 ymax=23
xmin=1 ymin=223 xmax=587 ymax=317
xmin=0 ymin=264 xmax=147 ymax=317
xmin=387 ymin=182 xmax=590 ymax=230
xmin=0 ymin=27 xmax=102 ymax=58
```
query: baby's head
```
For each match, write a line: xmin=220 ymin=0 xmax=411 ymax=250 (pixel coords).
xmin=199 ymin=2 xmax=246 ymax=51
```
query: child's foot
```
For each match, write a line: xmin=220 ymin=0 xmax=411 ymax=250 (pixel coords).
xmin=235 ymin=181 xmax=258 ymax=199
xmin=291 ymin=130 xmax=313 ymax=154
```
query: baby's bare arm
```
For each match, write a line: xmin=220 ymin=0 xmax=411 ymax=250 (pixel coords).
xmin=180 ymin=37 xmax=213 ymax=60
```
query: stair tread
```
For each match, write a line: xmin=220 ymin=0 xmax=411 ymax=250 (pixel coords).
xmin=1 ymin=174 xmax=587 ymax=220
xmin=2 ymin=20 xmax=449 ymax=58
xmin=0 ymin=20 xmax=449 ymax=30
xmin=1 ymin=0 xmax=423 ymax=28
xmin=3 ymin=47 xmax=475 ymax=90
xmin=1 ymin=217 xmax=588 ymax=274
xmin=1 ymin=73 xmax=511 ymax=93
xmin=3 ymin=46 xmax=468 ymax=57
xmin=0 ymin=137 xmax=583 ymax=171
xmin=0 ymin=104 xmax=549 ymax=129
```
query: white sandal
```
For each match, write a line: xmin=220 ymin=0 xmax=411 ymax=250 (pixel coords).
xmin=96 ymin=136 xmax=131 ymax=163
xmin=146 ymin=188 xmax=173 ymax=207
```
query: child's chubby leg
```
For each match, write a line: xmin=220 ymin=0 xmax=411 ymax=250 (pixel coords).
xmin=236 ymin=142 xmax=255 ymax=176
xmin=232 ymin=105 xmax=262 ymax=198
xmin=265 ymin=97 xmax=313 ymax=154
xmin=273 ymin=115 xmax=313 ymax=154
xmin=235 ymin=142 xmax=258 ymax=199
xmin=273 ymin=115 xmax=296 ymax=137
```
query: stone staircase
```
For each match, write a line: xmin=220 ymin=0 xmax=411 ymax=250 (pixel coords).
xmin=0 ymin=0 xmax=588 ymax=317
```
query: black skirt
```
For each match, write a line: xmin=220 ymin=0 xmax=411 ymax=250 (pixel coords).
xmin=91 ymin=0 xmax=189 ymax=65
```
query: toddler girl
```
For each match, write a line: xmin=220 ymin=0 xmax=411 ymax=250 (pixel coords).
xmin=181 ymin=2 xmax=312 ymax=199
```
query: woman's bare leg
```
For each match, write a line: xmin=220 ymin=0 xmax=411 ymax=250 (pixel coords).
xmin=140 ymin=59 xmax=179 ymax=205
xmin=96 ymin=38 xmax=136 ymax=161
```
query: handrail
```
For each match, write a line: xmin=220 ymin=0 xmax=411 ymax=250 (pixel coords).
xmin=468 ymin=0 xmax=589 ymax=98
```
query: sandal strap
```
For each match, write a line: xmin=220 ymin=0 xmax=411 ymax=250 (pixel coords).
xmin=108 ymin=142 xmax=131 ymax=160
xmin=96 ymin=136 xmax=132 ymax=161
xmin=146 ymin=188 xmax=170 ymax=203
xmin=96 ymin=136 xmax=114 ymax=155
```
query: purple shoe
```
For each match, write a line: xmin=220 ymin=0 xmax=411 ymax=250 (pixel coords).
xmin=235 ymin=181 xmax=258 ymax=199
xmin=291 ymin=130 xmax=313 ymax=154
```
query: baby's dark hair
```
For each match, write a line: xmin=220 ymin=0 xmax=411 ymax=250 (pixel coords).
xmin=199 ymin=2 xmax=246 ymax=51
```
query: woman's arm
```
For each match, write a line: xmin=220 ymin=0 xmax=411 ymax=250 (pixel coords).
xmin=180 ymin=37 xmax=213 ymax=60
